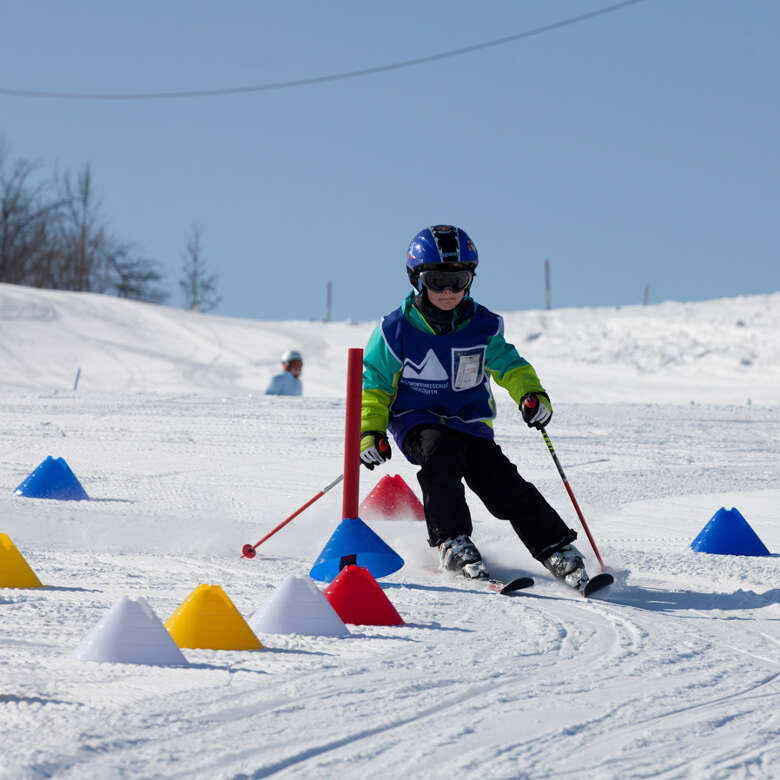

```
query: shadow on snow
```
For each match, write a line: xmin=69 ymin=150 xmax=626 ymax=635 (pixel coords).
xmin=602 ymin=585 xmax=780 ymax=613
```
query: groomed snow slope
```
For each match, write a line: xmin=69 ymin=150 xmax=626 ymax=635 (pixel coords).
xmin=3 ymin=283 xmax=780 ymax=403
xmin=0 ymin=283 xmax=778 ymax=779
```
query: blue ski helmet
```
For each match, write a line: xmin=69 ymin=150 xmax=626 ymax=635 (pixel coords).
xmin=406 ymin=225 xmax=478 ymax=291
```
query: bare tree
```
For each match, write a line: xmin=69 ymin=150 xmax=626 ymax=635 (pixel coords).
xmin=107 ymin=243 xmax=169 ymax=304
xmin=0 ymin=143 xmax=170 ymax=303
xmin=56 ymin=162 xmax=110 ymax=292
xmin=0 ymin=142 xmax=64 ymax=286
xmin=56 ymin=162 xmax=169 ymax=302
xmin=179 ymin=223 xmax=220 ymax=312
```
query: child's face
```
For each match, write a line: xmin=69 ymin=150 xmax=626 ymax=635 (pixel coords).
xmin=426 ymin=288 xmax=466 ymax=311
xmin=286 ymin=360 xmax=303 ymax=377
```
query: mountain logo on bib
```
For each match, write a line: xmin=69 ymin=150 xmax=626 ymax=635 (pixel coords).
xmin=402 ymin=349 xmax=448 ymax=381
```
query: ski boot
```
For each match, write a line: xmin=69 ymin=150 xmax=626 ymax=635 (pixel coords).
xmin=542 ymin=543 xmax=590 ymax=591
xmin=439 ymin=534 xmax=488 ymax=579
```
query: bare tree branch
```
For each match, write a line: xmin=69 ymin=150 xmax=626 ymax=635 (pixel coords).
xmin=0 ymin=141 xmax=171 ymax=304
xmin=179 ymin=222 xmax=220 ymax=312
xmin=0 ymin=144 xmax=65 ymax=285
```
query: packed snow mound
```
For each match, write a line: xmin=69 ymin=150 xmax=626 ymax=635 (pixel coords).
xmin=504 ymin=295 xmax=780 ymax=371
xmin=1 ymin=283 xmax=778 ymax=404
xmin=501 ymin=293 xmax=780 ymax=404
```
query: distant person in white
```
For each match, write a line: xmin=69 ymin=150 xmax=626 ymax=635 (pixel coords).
xmin=265 ymin=350 xmax=303 ymax=396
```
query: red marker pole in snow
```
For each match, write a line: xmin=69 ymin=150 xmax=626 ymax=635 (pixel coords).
xmin=342 ymin=347 xmax=363 ymax=520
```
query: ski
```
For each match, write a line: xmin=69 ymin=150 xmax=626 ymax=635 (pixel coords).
xmin=467 ymin=574 xmax=535 ymax=595
xmin=444 ymin=567 xmax=611 ymax=597
xmin=444 ymin=570 xmax=612 ymax=597
xmin=493 ymin=575 xmax=535 ymax=595
xmin=582 ymin=572 xmax=614 ymax=597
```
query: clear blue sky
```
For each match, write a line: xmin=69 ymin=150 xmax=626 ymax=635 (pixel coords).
xmin=2 ymin=1 xmax=778 ymax=321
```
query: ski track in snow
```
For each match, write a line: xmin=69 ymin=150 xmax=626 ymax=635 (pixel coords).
xmin=0 ymin=284 xmax=779 ymax=778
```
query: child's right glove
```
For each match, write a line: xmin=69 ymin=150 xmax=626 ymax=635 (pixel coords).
xmin=360 ymin=431 xmax=392 ymax=470
xmin=520 ymin=393 xmax=553 ymax=429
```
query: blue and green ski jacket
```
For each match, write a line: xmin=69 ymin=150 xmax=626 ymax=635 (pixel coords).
xmin=362 ymin=292 xmax=547 ymax=462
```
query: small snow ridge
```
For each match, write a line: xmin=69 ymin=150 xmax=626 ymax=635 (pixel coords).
xmin=0 ymin=298 xmax=58 ymax=321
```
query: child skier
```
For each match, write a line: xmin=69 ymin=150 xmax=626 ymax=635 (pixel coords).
xmin=360 ymin=225 xmax=589 ymax=590
xmin=265 ymin=350 xmax=303 ymax=396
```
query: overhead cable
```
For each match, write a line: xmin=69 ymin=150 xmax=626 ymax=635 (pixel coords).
xmin=0 ymin=0 xmax=650 ymax=100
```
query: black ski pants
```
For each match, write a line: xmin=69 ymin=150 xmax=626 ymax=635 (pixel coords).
xmin=402 ymin=425 xmax=576 ymax=560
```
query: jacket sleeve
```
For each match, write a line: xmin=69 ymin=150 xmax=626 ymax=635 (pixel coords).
xmin=361 ymin=323 xmax=402 ymax=434
xmin=485 ymin=317 xmax=546 ymax=405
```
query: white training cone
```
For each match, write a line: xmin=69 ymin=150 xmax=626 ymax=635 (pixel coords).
xmin=249 ymin=574 xmax=350 ymax=637
xmin=73 ymin=596 xmax=188 ymax=666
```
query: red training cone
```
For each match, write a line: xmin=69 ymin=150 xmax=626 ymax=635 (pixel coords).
xmin=323 ymin=565 xmax=404 ymax=626
xmin=359 ymin=474 xmax=425 ymax=522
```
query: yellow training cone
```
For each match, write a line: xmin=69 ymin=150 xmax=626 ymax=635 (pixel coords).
xmin=0 ymin=534 xmax=42 ymax=588
xmin=165 ymin=584 xmax=262 ymax=650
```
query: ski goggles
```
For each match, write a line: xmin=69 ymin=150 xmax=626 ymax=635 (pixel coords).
xmin=419 ymin=268 xmax=473 ymax=293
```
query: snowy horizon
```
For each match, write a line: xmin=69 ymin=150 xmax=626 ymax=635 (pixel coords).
xmin=3 ymin=282 xmax=780 ymax=404
xmin=1 ymin=282 xmax=778 ymax=778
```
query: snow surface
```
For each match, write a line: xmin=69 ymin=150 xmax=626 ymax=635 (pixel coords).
xmin=1 ymin=282 xmax=778 ymax=779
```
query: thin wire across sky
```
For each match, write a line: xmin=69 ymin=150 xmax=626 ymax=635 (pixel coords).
xmin=0 ymin=0 xmax=650 ymax=101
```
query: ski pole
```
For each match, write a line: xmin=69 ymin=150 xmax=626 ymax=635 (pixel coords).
xmin=241 ymin=473 xmax=344 ymax=559
xmin=539 ymin=426 xmax=607 ymax=572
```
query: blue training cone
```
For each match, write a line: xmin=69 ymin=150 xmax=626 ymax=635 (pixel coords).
xmin=310 ymin=517 xmax=404 ymax=583
xmin=14 ymin=456 xmax=89 ymax=501
xmin=690 ymin=507 xmax=770 ymax=556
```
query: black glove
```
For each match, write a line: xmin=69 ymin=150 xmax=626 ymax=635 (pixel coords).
xmin=520 ymin=393 xmax=553 ymax=429
xmin=360 ymin=431 xmax=392 ymax=470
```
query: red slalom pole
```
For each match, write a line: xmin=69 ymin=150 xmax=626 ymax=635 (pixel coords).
xmin=539 ymin=427 xmax=607 ymax=571
xmin=241 ymin=473 xmax=344 ymax=559
xmin=342 ymin=347 xmax=363 ymax=520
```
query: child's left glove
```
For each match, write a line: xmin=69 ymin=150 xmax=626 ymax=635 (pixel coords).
xmin=520 ymin=393 xmax=553 ymax=429
xmin=360 ymin=431 xmax=392 ymax=470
